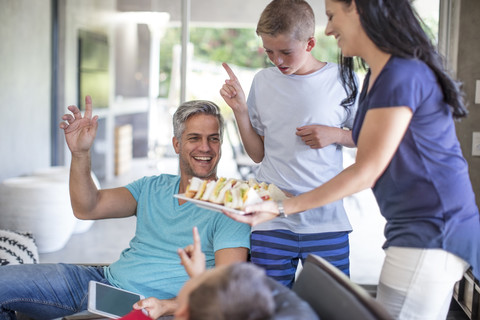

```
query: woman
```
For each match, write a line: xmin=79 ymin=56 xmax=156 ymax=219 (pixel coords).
xmin=224 ymin=0 xmax=480 ymax=318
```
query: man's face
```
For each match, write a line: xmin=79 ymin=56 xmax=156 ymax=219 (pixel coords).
xmin=173 ymin=113 xmax=221 ymax=180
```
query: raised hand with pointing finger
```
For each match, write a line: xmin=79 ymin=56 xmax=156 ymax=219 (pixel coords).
xmin=131 ymin=227 xmax=207 ymax=319
xmin=59 ymin=95 xmax=99 ymax=156
xmin=219 ymin=62 xmax=265 ymax=163
xmin=177 ymin=226 xmax=206 ymax=278
xmin=219 ymin=62 xmax=248 ymax=115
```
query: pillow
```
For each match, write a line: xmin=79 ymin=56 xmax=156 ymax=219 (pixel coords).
xmin=0 ymin=229 xmax=39 ymax=266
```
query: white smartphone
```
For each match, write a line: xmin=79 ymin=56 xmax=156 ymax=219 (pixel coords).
xmin=88 ymin=281 xmax=146 ymax=319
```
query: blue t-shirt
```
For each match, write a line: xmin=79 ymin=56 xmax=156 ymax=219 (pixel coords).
xmin=104 ymin=174 xmax=251 ymax=299
xmin=352 ymin=56 xmax=480 ymax=279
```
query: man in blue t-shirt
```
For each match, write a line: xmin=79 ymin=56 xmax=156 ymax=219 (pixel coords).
xmin=0 ymin=97 xmax=250 ymax=319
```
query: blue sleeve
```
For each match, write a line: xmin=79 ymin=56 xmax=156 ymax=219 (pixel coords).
xmin=124 ymin=176 xmax=148 ymax=201
xmin=368 ymin=59 xmax=435 ymax=113
xmin=212 ymin=214 xmax=251 ymax=252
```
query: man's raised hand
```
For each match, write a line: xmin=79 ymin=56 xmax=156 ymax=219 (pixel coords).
xmin=59 ymin=95 xmax=99 ymax=155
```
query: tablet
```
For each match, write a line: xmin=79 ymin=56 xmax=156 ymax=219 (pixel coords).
xmin=88 ymin=281 xmax=146 ymax=319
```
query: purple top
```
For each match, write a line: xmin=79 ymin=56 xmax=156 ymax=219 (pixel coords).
xmin=352 ymin=56 xmax=480 ymax=278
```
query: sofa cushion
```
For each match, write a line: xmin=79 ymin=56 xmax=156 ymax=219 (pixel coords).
xmin=267 ymin=277 xmax=319 ymax=319
xmin=0 ymin=229 xmax=39 ymax=265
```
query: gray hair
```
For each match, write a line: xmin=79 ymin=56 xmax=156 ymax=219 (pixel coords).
xmin=172 ymin=100 xmax=224 ymax=141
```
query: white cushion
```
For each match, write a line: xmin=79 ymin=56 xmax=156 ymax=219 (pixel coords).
xmin=0 ymin=229 xmax=39 ymax=265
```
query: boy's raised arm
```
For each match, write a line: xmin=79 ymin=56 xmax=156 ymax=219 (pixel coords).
xmin=220 ymin=63 xmax=265 ymax=163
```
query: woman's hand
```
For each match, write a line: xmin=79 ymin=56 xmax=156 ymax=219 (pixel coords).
xmin=223 ymin=200 xmax=280 ymax=226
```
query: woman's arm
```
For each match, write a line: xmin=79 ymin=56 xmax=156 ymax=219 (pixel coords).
xmin=225 ymin=106 xmax=413 ymax=226
xmin=287 ymin=106 xmax=412 ymax=213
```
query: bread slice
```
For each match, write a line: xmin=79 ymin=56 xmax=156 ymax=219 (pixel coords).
xmin=193 ymin=179 xmax=208 ymax=200
xmin=211 ymin=178 xmax=236 ymax=204
xmin=243 ymin=187 xmax=263 ymax=206
xmin=185 ymin=177 xmax=203 ymax=198
xmin=268 ymin=183 xmax=288 ymax=201
xmin=201 ymin=180 xmax=217 ymax=201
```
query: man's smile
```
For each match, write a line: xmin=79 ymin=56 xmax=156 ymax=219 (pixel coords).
xmin=193 ymin=155 xmax=213 ymax=161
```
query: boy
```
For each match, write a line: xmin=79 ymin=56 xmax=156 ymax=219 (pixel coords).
xmin=220 ymin=0 xmax=357 ymax=287
xmin=128 ymin=227 xmax=318 ymax=320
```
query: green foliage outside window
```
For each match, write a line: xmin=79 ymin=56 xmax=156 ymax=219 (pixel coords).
xmin=158 ymin=27 xmax=341 ymax=98
xmin=158 ymin=12 xmax=437 ymax=98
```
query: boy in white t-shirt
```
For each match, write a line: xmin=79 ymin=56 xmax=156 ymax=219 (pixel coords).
xmin=220 ymin=0 xmax=357 ymax=287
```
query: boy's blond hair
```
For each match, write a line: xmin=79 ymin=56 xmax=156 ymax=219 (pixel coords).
xmin=256 ymin=0 xmax=315 ymax=42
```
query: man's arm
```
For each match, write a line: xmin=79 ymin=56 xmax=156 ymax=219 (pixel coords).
xmin=220 ymin=63 xmax=265 ymax=163
xmin=60 ymin=96 xmax=137 ymax=220
xmin=214 ymin=247 xmax=249 ymax=266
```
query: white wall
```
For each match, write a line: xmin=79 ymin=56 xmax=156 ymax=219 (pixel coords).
xmin=0 ymin=0 xmax=52 ymax=182
xmin=455 ymin=0 xmax=480 ymax=205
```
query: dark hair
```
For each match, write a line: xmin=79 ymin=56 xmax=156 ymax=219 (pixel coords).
xmin=334 ymin=0 xmax=467 ymax=118
xmin=188 ymin=263 xmax=275 ymax=320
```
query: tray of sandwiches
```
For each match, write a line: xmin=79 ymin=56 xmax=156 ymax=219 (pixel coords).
xmin=174 ymin=177 xmax=287 ymax=215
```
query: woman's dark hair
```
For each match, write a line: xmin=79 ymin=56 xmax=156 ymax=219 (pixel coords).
xmin=335 ymin=0 xmax=467 ymax=118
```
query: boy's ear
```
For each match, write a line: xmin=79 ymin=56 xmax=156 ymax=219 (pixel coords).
xmin=306 ymin=37 xmax=316 ymax=52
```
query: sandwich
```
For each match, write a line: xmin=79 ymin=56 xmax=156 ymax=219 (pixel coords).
xmin=248 ymin=178 xmax=259 ymax=189
xmin=193 ymin=179 xmax=208 ymax=200
xmin=185 ymin=177 xmax=204 ymax=198
xmin=183 ymin=177 xmax=287 ymax=209
xmin=224 ymin=182 xmax=249 ymax=209
xmin=207 ymin=177 xmax=227 ymax=202
xmin=248 ymin=178 xmax=268 ymax=191
xmin=210 ymin=178 xmax=237 ymax=204
xmin=243 ymin=187 xmax=264 ymax=206
xmin=268 ymin=183 xmax=288 ymax=201
xmin=201 ymin=180 xmax=217 ymax=201
xmin=224 ymin=187 xmax=242 ymax=209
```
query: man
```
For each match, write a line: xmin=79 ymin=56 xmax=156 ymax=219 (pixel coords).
xmin=0 ymin=97 xmax=250 ymax=319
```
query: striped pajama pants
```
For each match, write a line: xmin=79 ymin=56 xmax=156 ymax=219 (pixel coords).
xmin=250 ymin=229 xmax=350 ymax=288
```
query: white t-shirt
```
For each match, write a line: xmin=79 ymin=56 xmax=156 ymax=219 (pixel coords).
xmin=248 ymin=63 xmax=355 ymax=233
